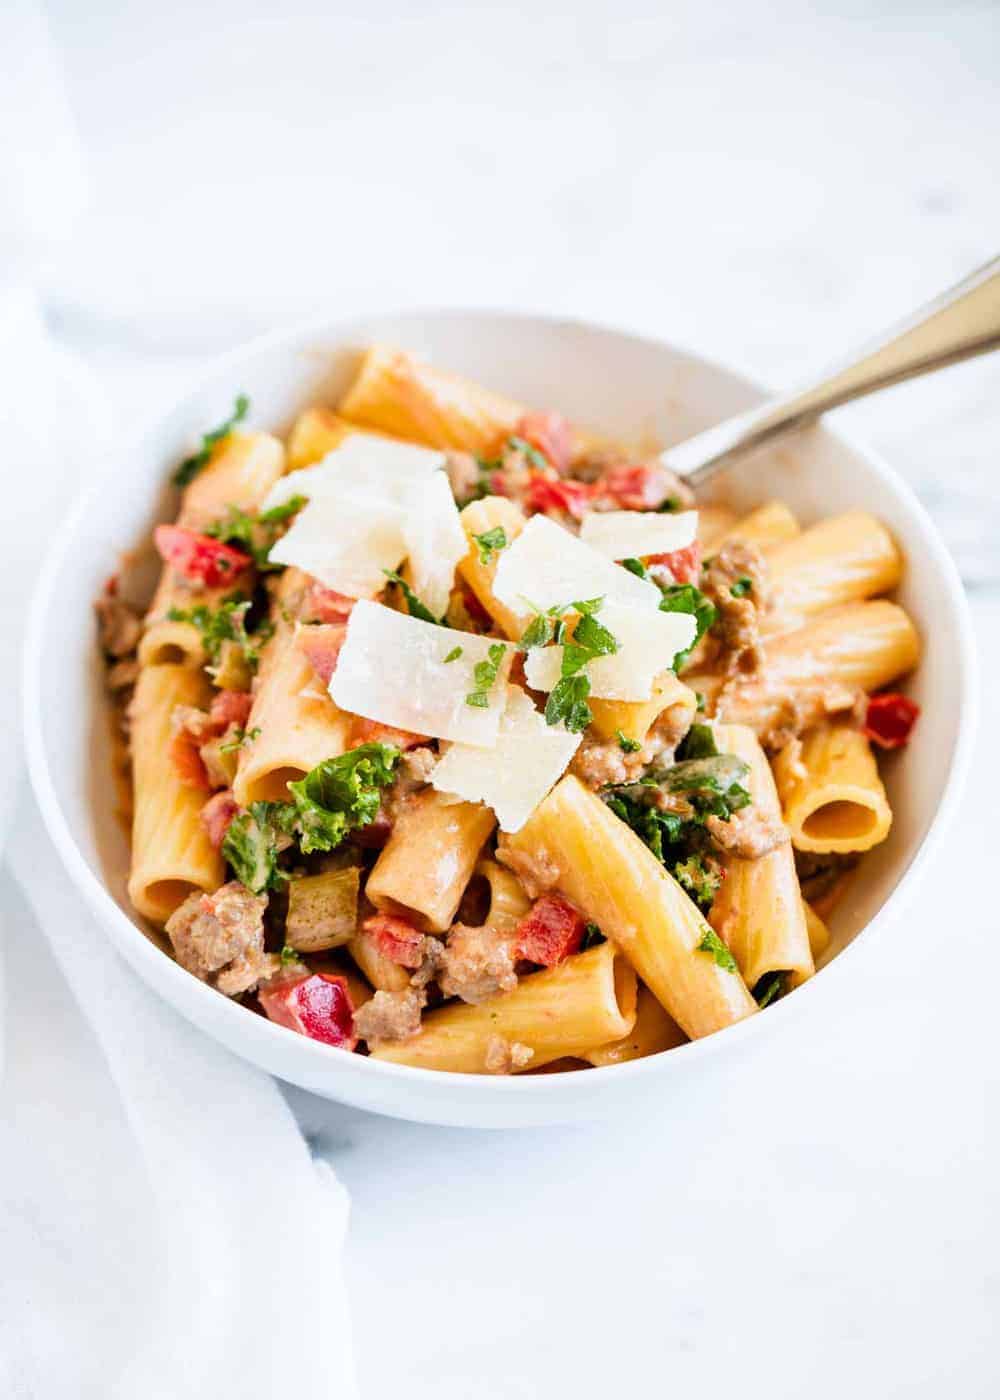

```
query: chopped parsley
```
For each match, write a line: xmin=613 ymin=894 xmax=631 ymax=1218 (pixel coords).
xmin=506 ymin=434 xmax=550 ymax=471
xmin=755 ymin=971 xmax=788 ymax=1008
xmin=443 ymin=646 xmax=463 ymax=663
xmin=173 ymin=394 xmax=250 ymax=486
xmin=730 ymin=576 xmax=753 ymax=598
xmin=472 ymin=526 xmax=508 ymax=565
xmin=382 ymin=569 xmax=442 ymax=625
xmin=204 ymin=495 xmax=306 ymax=570
xmin=621 ymin=557 xmax=648 ymax=579
xmin=545 ymin=673 xmax=593 ymax=732
xmin=616 ymin=729 xmax=642 ymax=754
xmin=538 ymin=597 xmax=619 ymax=734
xmin=279 ymin=943 xmax=300 ymax=967
xmin=697 ymin=927 xmax=738 ymax=973
xmin=466 ymin=642 xmax=507 ymax=708
xmin=657 ymin=496 xmax=682 ymax=513
xmin=673 ymin=854 xmax=723 ymax=912
xmin=219 ymin=725 xmax=261 ymax=753
xmin=167 ymin=595 xmax=273 ymax=671
xmin=222 ymin=743 xmax=401 ymax=892
xmin=695 ymin=690 xmax=706 ymax=713
xmin=581 ymin=921 xmax=606 ymax=950
xmin=657 ymin=583 xmax=716 ymax=670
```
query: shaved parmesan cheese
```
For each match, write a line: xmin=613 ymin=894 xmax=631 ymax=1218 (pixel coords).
xmin=268 ymin=495 xmax=406 ymax=598
xmin=402 ymin=472 xmax=468 ymax=619
xmin=522 ymin=601 xmax=697 ymax=700
xmin=491 ymin=515 xmax=661 ymax=620
xmin=262 ymin=434 xmax=444 ymax=511
xmin=430 ymin=686 xmax=580 ymax=832
xmin=579 ymin=509 xmax=698 ymax=561
xmin=329 ymin=600 xmax=511 ymax=746
xmin=266 ymin=439 xmax=465 ymax=606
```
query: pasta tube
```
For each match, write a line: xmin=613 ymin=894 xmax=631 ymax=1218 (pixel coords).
xmin=234 ymin=578 xmax=353 ymax=805
xmin=713 ymin=500 xmax=800 ymax=553
xmin=589 ymin=670 xmax=698 ymax=746
xmin=709 ymin=600 xmax=920 ymax=741
xmin=697 ymin=504 xmax=740 ymax=552
xmin=371 ymin=941 xmax=637 ymax=1073
xmin=772 ymin=721 xmax=892 ymax=853
xmin=365 ymin=790 xmax=496 ymax=932
xmin=803 ymin=901 xmax=831 ymax=963
xmin=502 ymin=775 xmax=757 ymax=1038
xmin=347 ymin=926 xmax=411 ymax=993
xmin=285 ymin=407 xmax=355 ymax=472
xmin=127 ymin=664 xmax=224 ymax=924
xmin=582 ymin=984 xmax=687 ymax=1066
xmin=709 ymin=724 xmax=814 ymax=991
xmin=475 ymin=858 xmax=532 ymax=933
xmin=765 ymin=511 xmax=902 ymax=632
xmin=338 ymin=345 xmax=526 ymax=454
xmin=140 ymin=431 xmax=286 ymax=668
xmin=456 ymin=497 xmax=528 ymax=640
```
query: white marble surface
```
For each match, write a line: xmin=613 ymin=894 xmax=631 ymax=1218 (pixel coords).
xmin=11 ymin=1 xmax=1000 ymax=1396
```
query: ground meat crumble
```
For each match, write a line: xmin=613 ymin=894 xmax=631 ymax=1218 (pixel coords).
xmin=703 ymin=539 xmax=769 ymax=675
xmin=165 ymin=881 xmax=276 ymax=996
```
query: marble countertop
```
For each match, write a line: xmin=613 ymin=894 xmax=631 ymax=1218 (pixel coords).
xmin=14 ymin=0 xmax=1000 ymax=1395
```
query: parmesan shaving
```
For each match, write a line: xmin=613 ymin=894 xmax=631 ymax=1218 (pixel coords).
xmin=491 ymin=515 xmax=661 ymax=620
xmin=329 ymin=600 xmax=511 ymax=746
xmin=522 ymin=602 xmax=697 ymax=700
xmin=430 ymin=686 xmax=581 ymax=832
xmin=579 ymin=509 xmax=698 ymax=561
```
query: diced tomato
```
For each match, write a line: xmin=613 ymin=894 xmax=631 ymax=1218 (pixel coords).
xmin=646 ymin=540 xmax=702 ymax=585
xmin=200 ymin=789 xmax=239 ymax=848
xmin=524 ymin=472 xmax=594 ymax=521
xmin=169 ymin=729 xmax=211 ymax=790
xmin=362 ymin=913 xmax=425 ymax=968
xmin=297 ymin=623 xmax=346 ymax=686
xmin=350 ymin=718 xmax=427 ymax=751
xmin=303 ymin=582 xmax=356 ymax=624
xmin=153 ymin=524 xmax=253 ymax=589
xmin=258 ymin=971 xmax=357 ymax=1049
xmin=514 ymin=894 xmax=586 ymax=967
xmin=489 ymin=471 xmax=509 ymax=497
xmin=515 ymin=411 xmax=573 ymax=475
xmin=863 ymin=692 xmax=920 ymax=749
xmin=596 ymin=461 xmax=676 ymax=511
xmin=209 ymin=688 xmax=253 ymax=731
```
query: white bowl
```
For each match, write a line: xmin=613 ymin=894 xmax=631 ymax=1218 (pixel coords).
xmin=24 ymin=310 xmax=977 ymax=1128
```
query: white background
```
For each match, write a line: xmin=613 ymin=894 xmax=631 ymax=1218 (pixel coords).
xmin=20 ymin=1 xmax=1000 ymax=1395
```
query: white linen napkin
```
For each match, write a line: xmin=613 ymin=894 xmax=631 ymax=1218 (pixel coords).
xmin=0 ymin=276 xmax=358 ymax=1400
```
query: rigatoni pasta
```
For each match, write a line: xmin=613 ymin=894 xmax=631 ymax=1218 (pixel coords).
xmin=97 ymin=346 xmax=922 ymax=1074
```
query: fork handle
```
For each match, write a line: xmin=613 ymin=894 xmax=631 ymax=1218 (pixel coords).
xmin=662 ymin=255 xmax=1000 ymax=485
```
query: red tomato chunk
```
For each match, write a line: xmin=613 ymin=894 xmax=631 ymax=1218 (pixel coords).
xmin=297 ymin=623 xmax=346 ymax=686
xmin=209 ymin=688 xmax=253 ymax=730
xmin=200 ymin=789 xmax=238 ymax=848
xmin=646 ymin=540 xmax=702 ymax=585
xmin=362 ymin=913 xmax=425 ymax=968
xmin=303 ymin=582 xmax=356 ymax=624
xmin=515 ymin=894 xmax=586 ymax=966
xmin=863 ymin=692 xmax=920 ymax=749
xmin=259 ymin=972 xmax=357 ymax=1049
xmin=525 ymin=472 xmax=593 ymax=521
xmin=351 ymin=718 xmax=427 ymax=750
xmin=154 ymin=524 xmax=253 ymax=588
xmin=515 ymin=411 xmax=573 ymax=475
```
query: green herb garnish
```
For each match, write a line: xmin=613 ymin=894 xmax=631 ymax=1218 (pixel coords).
xmin=219 ymin=725 xmax=261 ymax=753
xmin=167 ymin=595 xmax=273 ymax=671
xmin=675 ymin=722 xmax=718 ymax=762
xmin=222 ymin=800 xmax=298 ymax=894
xmin=657 ymin=583 xmax=716 ymax=670
xmin=616 ymin=729 xmax=642 ymax=754
xmin=173 ymin=394 xmax=249 ymax=486
xmin=443 ymin=646 xmax=463 ymax=663
xmin=382 ymin=570 xmax=442 ymax=625
xmin=287 ymin=743 xmax=400 ymax=854
xmin=755 ymin=970 xmax=788 ymax=1008
xmin=581 ymin=921 xmax=606 ymax=950
xmin=466 ymin=642 xmax=507 ymax=708
xmin=472 ymin=526 xmax=508 ymax=565
xmin=697 ymin=927 xmax=738 ymax=973
xmin=279 ymin=944 xmax=300 ymax=967
xmin=730 ymin=576 xmax=753 ymax=598
xmin=204 ymin=494 xmax=306 ymax=570
xmin=673 ymin=854 xmax=723 ymax=911
xmin=506 ymin=434 xmax=550 ymax=471
xmin=621 ymin=557 xmax=649 ymax=579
